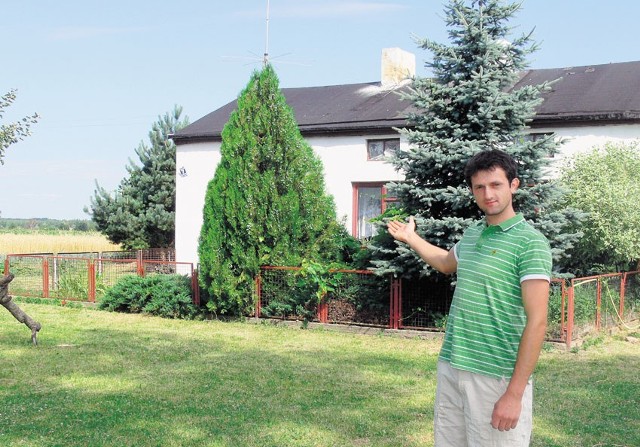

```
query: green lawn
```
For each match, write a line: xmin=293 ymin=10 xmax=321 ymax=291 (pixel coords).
xmin=0 ymin=303 xmax=638 ymax=447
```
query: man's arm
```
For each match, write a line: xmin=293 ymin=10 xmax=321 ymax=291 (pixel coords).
xmin=387 ymin=216 xmax=457 ymax=274
xmin=491 ymin=278 xmax=550 ymax=431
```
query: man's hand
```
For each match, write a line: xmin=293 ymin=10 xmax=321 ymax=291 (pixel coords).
xmin=491 ymin=389 xmax=522 ymax=431
xmin=387 ymin=216 xmax=457 ymax=274
xmin=387 ymin=216 xmax=417 ymax=244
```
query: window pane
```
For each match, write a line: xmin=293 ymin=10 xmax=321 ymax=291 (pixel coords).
xmin=357 ymin=187 xmax=382 ymax=238
xmin=384 ymin=139 xmax=399 ymax=154
xmin=367 ymin=141 xmax=384 ymax=160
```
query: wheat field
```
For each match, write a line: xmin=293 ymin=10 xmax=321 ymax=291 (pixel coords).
xmin=0 ymin=232 xmax=121 ymax=255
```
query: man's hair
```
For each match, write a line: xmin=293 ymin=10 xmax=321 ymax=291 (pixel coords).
xmin=463 ymin=149 xmax=518 ymax=186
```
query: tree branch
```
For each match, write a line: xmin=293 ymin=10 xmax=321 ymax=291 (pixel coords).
xmin=0 ymin=273 xmax=42 ymax=345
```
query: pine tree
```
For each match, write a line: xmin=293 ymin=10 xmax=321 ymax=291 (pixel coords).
xmin=369 ymin=0 xmax=582 ymax=279
xmin=0 ymin=89 xmax=39 ymax=164
xmin=198 ymin=65 xmax=343 ymax=316
xmin=86 ymin=106 xmax=189 ymax=249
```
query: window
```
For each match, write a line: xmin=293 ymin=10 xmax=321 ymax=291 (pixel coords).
xmin=352 ymin=183 xmax=397 ymax=239
xmin=367 ymin=138 xmax=399 ymax=161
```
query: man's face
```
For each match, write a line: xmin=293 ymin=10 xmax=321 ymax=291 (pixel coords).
xmin=470 ymin=166 xmax=519 ymax=224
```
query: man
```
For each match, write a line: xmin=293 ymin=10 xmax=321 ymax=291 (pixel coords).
xmin=387 ymin=149 xmax=551 ymax=446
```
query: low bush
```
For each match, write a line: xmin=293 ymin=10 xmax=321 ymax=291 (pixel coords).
xmin=99 ymin=274 xmax=199 ymax=319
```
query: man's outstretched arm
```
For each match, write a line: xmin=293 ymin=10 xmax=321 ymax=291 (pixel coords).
xmin=387 ymin=216 xmax=457 ymax=274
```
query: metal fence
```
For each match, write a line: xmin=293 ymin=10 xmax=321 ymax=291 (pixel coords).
xmin=255 ymin=266 xmax=640 ymax=346
xmin=3 ymin=248 xmax=638 ymax=345
xmin=3 ymin=250 xmax=199 ymax=305
xmin=548 ymin=271 xmax=640 ymax=348
xmin=254 ymin=266 xmax=453 ymax=330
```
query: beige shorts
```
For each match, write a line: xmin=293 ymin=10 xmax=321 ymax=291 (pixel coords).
xmin=434 ymin=360 xmax=533 ymax=447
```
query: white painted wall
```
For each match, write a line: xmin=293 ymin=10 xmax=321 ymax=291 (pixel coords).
xmin=175 ymin=141 xmax=222 ymax=265
xmin=174 ymin=133 xmax=406 ymax=264
xmin=539 ymin=123 xmax=640 ymax=176
xmin=307 ymin=134 xmax=406 ymax=228
xmin=175 ymin=124 xmax=640 ymax=265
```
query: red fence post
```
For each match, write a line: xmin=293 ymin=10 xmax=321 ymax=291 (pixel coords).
xmin=397 ymin=278 xmax=403 ymax=329
xmin=560 ymin=280 xmax=566 ymax=338
xmin=566 ymin=286 xmax=575 ymax=350
xmin=316 ymin=300 xmax=329 ymax=323
xmin=3 ymin=258 xmax=8 ymax=275
xmin=42 ymin=257 xmax=49 ymax=298
xmin=389 ymin=277 xmax=401 ymax=329
xmin=620 ymin=272 xmax=627 ymax=321
xmin=255 ymin=271 xmax=262 ymax=318
xmin=137 ymin=251 xmax=145 ymax=277
xmin=88 ymin=260 xmax=96 ymax=303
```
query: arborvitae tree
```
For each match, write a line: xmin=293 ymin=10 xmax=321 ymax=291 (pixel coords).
xmin=86 ymin=106 xmax=189 ymax=249
xmin=198 ymin=64 xmax=343 ymax=316
xmin=370 ymin=0 xmax=582 ymax=279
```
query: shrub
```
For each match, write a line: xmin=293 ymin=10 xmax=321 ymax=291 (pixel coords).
xmin=99 ymin=274 xmax=199 ymax=319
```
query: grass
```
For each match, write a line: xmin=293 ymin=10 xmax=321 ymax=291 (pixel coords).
xmin=0 ymin=231 xmax=120 ymax=255
xmin=0 ymin=303 xmax=638 ymax=447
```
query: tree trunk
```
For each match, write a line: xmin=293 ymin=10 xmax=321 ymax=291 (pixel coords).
xmin=0 ymin=273 xmax=41 ymax=345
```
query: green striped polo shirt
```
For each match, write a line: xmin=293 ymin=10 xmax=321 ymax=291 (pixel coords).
xmin=439 ymin=213 xmax=552 ymax=379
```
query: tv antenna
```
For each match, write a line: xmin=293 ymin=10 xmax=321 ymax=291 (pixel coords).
xmin=263 ymin=0 xmax=270 ymax=66
xmin=221 ymin=0 xmax=313 ymax=68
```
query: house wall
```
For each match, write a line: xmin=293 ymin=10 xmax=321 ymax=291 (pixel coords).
xmin=174 ymin=133 xmax=405 ymax=265
xmin=175 ymin=141 xmax=222 ymax=265
xmin=175 ymin=123 xmax=640 ymax=265
xmin=537 ymin=123 xmax=640 ymax=176
xmin=306 ymin=133 xmax=406 ymax=226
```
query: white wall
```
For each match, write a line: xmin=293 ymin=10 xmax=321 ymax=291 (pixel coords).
xmin=539 ymin=123 xmax=640 ymax=176
xmin=174 ymin=134 xmax=405 ymax=265
xmin=307 ymin=134 xmax=406 ymax=229
xmin=175 ymin=141 xmax=222 ymax=265
xmin=175 ymin=123 xmax=640 ymax=265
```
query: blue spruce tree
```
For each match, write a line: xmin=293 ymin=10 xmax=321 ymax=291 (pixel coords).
xmin=370 ymin=0 xmax=582 ymax=280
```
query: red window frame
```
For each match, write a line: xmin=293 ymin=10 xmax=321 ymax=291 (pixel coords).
xmin=352 ymin=182 xmax=397 ymax=238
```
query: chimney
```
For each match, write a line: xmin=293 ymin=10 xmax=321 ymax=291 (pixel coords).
xmin=381 ymin=47 xmax=416 ymax=87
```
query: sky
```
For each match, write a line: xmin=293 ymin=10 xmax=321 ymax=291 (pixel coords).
xmin=1 ymin=0 xmax=639 ymax=220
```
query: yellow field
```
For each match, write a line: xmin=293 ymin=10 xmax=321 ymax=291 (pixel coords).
xmin=0 ymin=232 xmax=121 ymax=255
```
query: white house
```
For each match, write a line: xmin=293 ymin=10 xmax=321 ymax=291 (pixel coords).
xmin=171 ymin=49 xmax=640 ymax=265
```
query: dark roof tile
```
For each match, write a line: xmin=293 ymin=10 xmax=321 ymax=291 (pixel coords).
xmin=173 ymin=60 xmax=640 ymax=144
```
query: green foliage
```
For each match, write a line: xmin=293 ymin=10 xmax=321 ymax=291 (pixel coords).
xmin=198 ymin=65 xmax=343 ymax=316
xmin=559 ymin=142 xmax=640 ymax=273
xmin=0 ymin=218 xmax=96 ymax=233
xmin=297 ymin=259 xmax=342 ymax=305
xmin=368 ymin=0 xmax=582 ymax=279
xmin=0 ymin=89 xmax=39 ymax=164
xmin=99 ymin=274 xmax=199 ymax=319
xmin=85 ymin=106 xmax=189 ymax=249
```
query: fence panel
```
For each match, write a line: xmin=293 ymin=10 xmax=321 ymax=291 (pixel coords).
xmin=326 ymin=270 xmax=390 ymax=326
xmin=622 ymin=271 xmax=640 ymax=324
xmin=398 ymin=277 xmax=452 ymax=330
xmin=4 ymin=255 xmax=46 ymax=298
xmin=97 ymin=258 xmax=140 ymax=296
xmin=599 ymin=275 xmax=623 ymax=330
xmin=4 ymin=251 xmax=197 ymax=304
xmin=547 ymin=278 xmax=567 ymax=342
xmin=48 ymin=256 xmax=92 ymax=301
xmin=255 ymin=267 xmax=391 ymax=326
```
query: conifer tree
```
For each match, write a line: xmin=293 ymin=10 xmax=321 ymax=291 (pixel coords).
xmin=198 ymin=65 xmax=342 ymax=316
xmin=0 ymin=89 xmax=39 ymax=164
xmin=86 ymin=106 xmax=189 ymax=249
xmin=370 ymin=0 xmax=582 ymax=279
